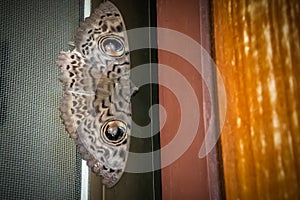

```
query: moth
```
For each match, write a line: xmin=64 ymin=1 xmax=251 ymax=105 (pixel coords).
xmin=57 ymin=1 xmax=135 ymax=188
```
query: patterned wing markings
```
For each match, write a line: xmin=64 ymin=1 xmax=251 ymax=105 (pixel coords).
xmin=57 ymin=1 xmax=134 ymax=187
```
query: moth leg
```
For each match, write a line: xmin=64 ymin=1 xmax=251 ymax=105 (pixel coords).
xmin=68 ymin=41 xmax=75 ymax=47
xmin=130 ymin=81 xmax=139 ymax=96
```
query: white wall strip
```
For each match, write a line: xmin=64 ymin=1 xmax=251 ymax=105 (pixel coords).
xmin=84 ymin=0 xmax=91 ymax=19
xmin=81 ymin=160 xmax=90 ymax=200
xmin=81 ymin=1 xmax=91 ymax=199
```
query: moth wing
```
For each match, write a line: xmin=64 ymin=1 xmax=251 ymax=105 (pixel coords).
xmin=76 ymin=114 xmax=130 ymax=188
xmin=74 ymin=1 xmax=128 ymax=59
xmin=57 ymin=50 xmax=101 ymax=138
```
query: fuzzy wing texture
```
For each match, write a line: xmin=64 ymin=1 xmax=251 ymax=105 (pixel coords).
xmin=57 ymin=1 xmax=133 ymax=188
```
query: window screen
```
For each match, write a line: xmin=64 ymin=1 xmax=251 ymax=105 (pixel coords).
xmin=0 ymin=0 xmax=82 ymax=199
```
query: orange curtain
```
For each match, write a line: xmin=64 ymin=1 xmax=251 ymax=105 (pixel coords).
xmin=213 ymin=0 xmax=300 ymax=199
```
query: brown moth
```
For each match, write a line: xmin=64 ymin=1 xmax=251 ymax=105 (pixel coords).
xmin=56 ymin=1 xmax=135 ymax=188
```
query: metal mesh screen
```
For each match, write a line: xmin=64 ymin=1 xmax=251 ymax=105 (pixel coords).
xmin=0 ymin=0 xmax=82 ymax=199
